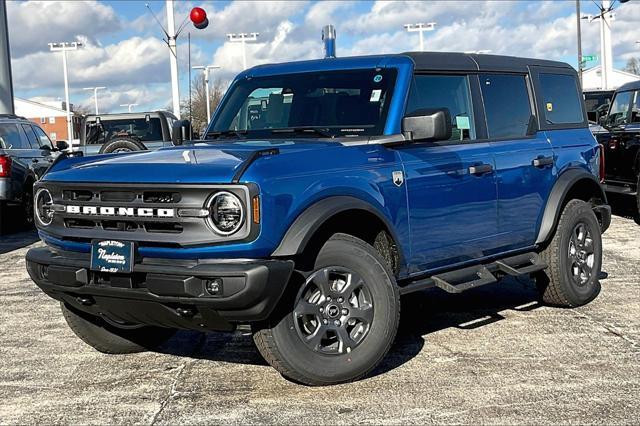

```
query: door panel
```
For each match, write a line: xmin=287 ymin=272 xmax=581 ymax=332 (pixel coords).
xmin=398 ymin=143 xmax=499 ymax=273
xmin=490 ymin=136 xmax=555 ymax=249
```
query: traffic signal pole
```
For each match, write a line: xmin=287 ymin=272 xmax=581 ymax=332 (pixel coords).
xmin=0 ymin=0 xmax=15 ymax=115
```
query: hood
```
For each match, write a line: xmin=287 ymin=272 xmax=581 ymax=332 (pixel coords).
xmin=43 ymin=139 xmax=338 ymax=184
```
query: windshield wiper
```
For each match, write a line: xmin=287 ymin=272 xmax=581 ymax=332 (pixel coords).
xmin=271 ymin=126 xmax=334 ymax=138
xmin=206 ymin=130 xmax=248 ymax=140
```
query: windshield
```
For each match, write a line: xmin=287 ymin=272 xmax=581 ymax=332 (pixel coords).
xmin=606 ymin=91 xmax=632 ymax=127
xmin=209 ymin=68 xmax=397 ymax=139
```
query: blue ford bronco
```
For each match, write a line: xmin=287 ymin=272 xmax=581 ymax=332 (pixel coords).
xmin=26 ymin=52 xmax=611 ymax=385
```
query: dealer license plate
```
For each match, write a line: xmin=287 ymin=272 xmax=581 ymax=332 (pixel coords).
xmin=90 ymin=240 xmax=134 ymax=273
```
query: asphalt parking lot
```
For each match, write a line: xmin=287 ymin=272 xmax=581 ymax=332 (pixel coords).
xmin=0 ymin=207 xmax=638 ymax=424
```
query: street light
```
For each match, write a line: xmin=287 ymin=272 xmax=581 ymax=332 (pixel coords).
xmin=404 ymin=23 xmax=436 ymax=51
xmin=227 ymin=33 xmax=259 ymax=70
xmin=48 ymin=41 xmax=83 ymax=145
xmin=119 ymin=103 xmax=138 ymax=112
xmin=192 ymin=65 xmax=220 ymax=123
xmin=83 ymin=86 xmax=106 ymax=115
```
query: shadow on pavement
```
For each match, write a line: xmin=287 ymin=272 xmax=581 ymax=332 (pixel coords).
xmin=608 ymin=193 xmax=639 ymax=224
xmin=0 ymin=229 xmax=39 ymax=254
xmin=157 ymin=275 xmax=543 ymax=379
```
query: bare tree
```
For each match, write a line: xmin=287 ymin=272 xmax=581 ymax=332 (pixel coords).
xmin=181 ymin=73 xmax=225 ymax=137
xmin=623 ymin=57 xmax=640 ymax=76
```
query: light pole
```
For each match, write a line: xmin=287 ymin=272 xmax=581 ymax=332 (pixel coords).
xmin=227 ymin=33 xmax=259 ymax=69
xmin=0 ymin=1 xmax=14 ymax=115
xmin=48 ymin=41 xmax=83 ymax=145
xmin=120 ymin=103 xmax=138 ymax=113
xmin=83 ymin=86 xmax=106 ymax=115
xmin=576 ymin=0 xmax=583 ymax=85
xmin=192 ymin=65 xmax=220 ymax=122
xmin=404 ymin=23 xmax=436 ymax=51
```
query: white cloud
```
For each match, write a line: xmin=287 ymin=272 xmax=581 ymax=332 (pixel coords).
xmin=6 ymin=0 xmax=121 ymax=58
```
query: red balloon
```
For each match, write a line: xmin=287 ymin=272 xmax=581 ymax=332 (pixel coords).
xmin=190 ymin=7 xmax=207 ymax=25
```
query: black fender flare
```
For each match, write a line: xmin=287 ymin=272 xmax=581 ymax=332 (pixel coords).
xmin=271 ymin=196 xmax=401 ymax=259
xmin=535 ymin=168 xmax=607 ymax=245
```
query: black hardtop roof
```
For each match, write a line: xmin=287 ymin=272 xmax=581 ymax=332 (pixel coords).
xmin=615 ymin=80 xmax=640 ymax=93
xmin=403 ymin=51 xmax=574 ymax=73
xmin=85 ymin=111 xmax=175 ymax=120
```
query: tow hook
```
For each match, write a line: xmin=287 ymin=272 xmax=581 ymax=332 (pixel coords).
xmin=176 ymin=307 xmax=196 ymax=318
xmin=76 ymin=296 xmax=94 ymax=306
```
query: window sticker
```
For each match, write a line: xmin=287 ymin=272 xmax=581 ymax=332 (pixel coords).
xmin=373 ymin=74 xmax=383 ymax=83
xmin=546 ymin=102 xmax=553 ymax=112
xmin=456 ymin=116 xmax=470 ymax=130
xmin=370 ymin=89 xmax=382 ymax=102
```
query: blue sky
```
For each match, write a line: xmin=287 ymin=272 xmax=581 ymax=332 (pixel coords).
xmin=7 ymin=1 xmax=640 ymax=114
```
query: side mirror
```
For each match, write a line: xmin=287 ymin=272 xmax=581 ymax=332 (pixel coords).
xmin=402 ymin=108 xmax=452 ymax=142
xmin=172 ymin=120 xmax=192 ymax=146
xmin=55 ymin=140 xmax=69 ymax=151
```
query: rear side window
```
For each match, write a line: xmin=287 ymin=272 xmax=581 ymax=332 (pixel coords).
xmin=539 ymin=73 xmax=584 ymax=124
xmin=406 ymin=75 xmax=475 ymax=141
xmin=0 ymin=123 xmax=25 ymax=149
xmin=480 ymin=74 xmax=532 ymax=139
xmin=21 ymin=124 xmax=39 ymax=148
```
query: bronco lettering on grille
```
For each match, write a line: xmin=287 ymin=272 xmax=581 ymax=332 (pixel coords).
xmin=65 ymin=205 xmax=175 ymax=218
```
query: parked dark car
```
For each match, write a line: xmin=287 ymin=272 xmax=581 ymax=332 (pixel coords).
xmin=79 ymin=111 xmax=176 ymax=154
xmin=0 ymin=114 xmax=64 ymax=233
xmin=595 ymin=80 xmax=640 ymax=220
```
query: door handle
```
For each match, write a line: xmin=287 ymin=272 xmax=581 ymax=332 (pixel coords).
xmin=468 ymin=163 xmax=493 ymax=175
xmin=532 ymin=156 xmax=554 ymax=168
xmin=32 ymin=159 xmax=39 ymax=163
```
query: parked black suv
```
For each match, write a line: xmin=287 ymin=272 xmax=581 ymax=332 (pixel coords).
xmin=0 ymin=114 xmax=64 ymax=233
xmin=79 ymin=111 xmax=176 ymax=155
xmin=595 ymin=81 xmax=640 ymax=220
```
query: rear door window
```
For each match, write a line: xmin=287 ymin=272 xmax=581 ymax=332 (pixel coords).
xmin=480 ymin=74 xmax=532 ymax=139
xmin=406 ymin=74 xmax=476 ymax=141
xmin=20 ymin=124 xmax=40 ymax=149
xmin=538 ymin=73 xmax=584 ymax=124
xmin=0 ymin=123 xmax=26 ymax=149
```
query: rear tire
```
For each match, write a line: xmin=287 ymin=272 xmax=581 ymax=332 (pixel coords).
xmin=61 ymin=303 xmax=175 ymax=354
xmin=537 ymin=199 xmax=602 ymax=307
xmin=98 ymin=137 xmax=146 ymax=154
xmin=635 ymin=173 xmax=640 ymax=225
xmin=22 ymin=183 xmax=34 ymax=228
xmin=253 ymin=233 xmax=400 ymax=386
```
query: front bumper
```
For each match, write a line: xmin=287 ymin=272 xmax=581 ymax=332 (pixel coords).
xmin=26 ymin=247 xmax=294 ymax=332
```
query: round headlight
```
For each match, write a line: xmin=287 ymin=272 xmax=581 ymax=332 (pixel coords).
xmin=35 ymin=188 xmax=54 ymax=226
xmin=206 ymin=191 xmax=244 ymax=236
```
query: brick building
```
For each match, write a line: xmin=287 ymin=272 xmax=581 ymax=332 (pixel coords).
xmin=13 ymin=97 xmax=83 ymax=144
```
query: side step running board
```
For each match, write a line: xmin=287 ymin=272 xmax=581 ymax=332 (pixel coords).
xmin=399 ymin=252 xmax=547 ymax=295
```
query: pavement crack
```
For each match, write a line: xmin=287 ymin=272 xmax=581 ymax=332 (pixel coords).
xmin=574 ymin=309 xmax=638 ymax=349
xmin=150 ymin=361 xmax=189 ymax=425
xmin=149 ymin=333 xmax=206 ymax=425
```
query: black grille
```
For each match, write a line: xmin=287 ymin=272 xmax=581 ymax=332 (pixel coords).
xmin=38 ymin=183 xmax=254 ymax=247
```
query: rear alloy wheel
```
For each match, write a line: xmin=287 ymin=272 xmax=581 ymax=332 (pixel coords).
xmin=253 ymin=234 xmax=400 ymax=386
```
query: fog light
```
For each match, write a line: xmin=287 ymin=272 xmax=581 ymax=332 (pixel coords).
xmin=205 ymin=278 xmax=223 ymax=296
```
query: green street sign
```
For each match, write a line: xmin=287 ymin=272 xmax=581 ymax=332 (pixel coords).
xmin=581 ymin=55 xmax=598 ymax=62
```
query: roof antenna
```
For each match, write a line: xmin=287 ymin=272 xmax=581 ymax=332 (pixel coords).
xmin=322 ymin=25 xmax=336 ymax=58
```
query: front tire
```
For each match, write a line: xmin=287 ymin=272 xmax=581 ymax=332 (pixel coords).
xmin=61 ymin=303 xmax=175 ymax=354
xmin=537 ymin=199 xmax=603 ymax=307
xmin=253 ymin=234 xmax=400 ymax=386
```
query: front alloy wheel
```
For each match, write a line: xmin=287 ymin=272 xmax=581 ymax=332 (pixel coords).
xmin=253 ymin=234 xmax=400 ymax=386
xmin=294 ymin=267 xmax=374 ymax=355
